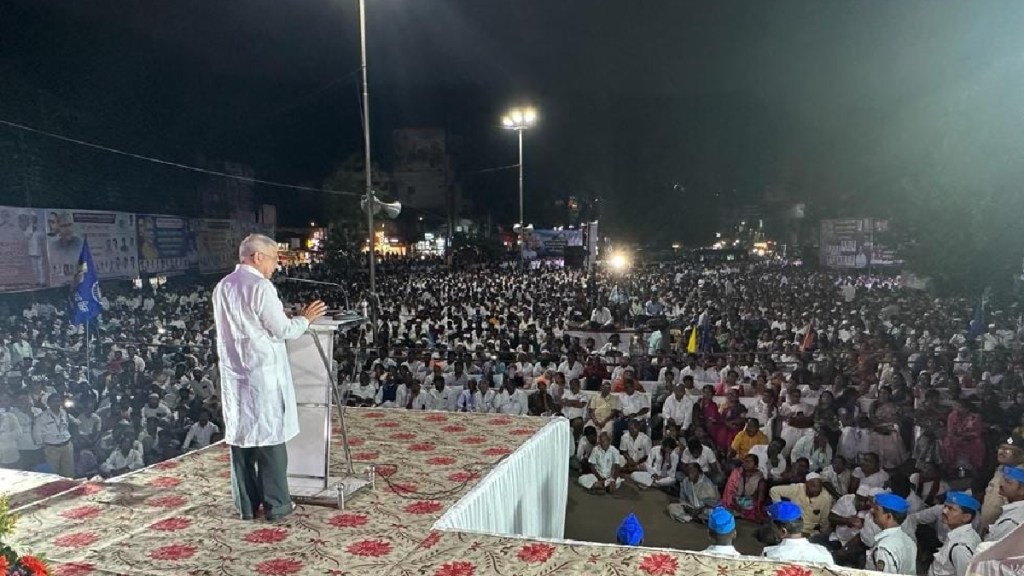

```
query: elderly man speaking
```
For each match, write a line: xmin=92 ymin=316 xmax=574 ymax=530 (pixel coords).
xmin=213 ymin=234 xmax=326 ymax=521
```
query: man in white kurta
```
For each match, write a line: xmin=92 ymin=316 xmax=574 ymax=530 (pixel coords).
xmin=579 ymin=432 xmax=623 ymax=493
xmin=213 ymin=234 xmax=326 ymax=521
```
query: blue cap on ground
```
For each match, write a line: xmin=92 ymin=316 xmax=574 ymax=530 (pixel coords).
xmin=616 ymin=513 xmax=644 ymax=546
xmin=1004 ymin=465 xmax=1024 ymax=484
xmin=768 ymin=501 xmax=802 ymax=523
xmin=874 ymin=492 xmax=909 ymax=514
xmin=945 ymin=491 xmax=980 ymax=512
xmin=708 ymin=506 xmax=736 ymax=534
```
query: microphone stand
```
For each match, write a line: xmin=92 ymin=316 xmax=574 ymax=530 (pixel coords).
xmin=281 ymin=277 xmax=352 ymax=312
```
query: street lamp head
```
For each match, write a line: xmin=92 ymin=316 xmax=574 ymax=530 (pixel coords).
xmin=502 ymin=106 xmax=538 ymax=130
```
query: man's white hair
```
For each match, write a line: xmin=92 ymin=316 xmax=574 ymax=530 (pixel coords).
xmin=238 ymin=234 xmax=277 ymax=262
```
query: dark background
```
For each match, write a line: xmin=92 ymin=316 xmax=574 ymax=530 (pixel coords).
xmin=3 ymin=0 xmax=1024 ymax=268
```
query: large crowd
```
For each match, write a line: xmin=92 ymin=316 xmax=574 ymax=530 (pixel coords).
xmin=2 ymin=256 xmax=1024 ymax=575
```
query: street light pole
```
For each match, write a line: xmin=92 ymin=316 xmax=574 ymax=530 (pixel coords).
xmin=517 ymin=127 xmax=524 ymax=229
xmin=358 ymin=0 xmax=375 ymax=295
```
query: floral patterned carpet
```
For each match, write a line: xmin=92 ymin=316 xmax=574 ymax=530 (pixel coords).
xmin=8 ymin=409 xmax=872 ymax=576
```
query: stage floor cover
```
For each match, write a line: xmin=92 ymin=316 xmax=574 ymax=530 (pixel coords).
xmin=8 ymin=409 xmax=869 ymax=576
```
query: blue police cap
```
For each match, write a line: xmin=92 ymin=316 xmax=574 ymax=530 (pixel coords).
xmin=1004 ymin=465 xmax=1024 ymax=484
xmin=874 ymin=492 xmax=909 ymax=514
xmin=945 ymin=491 xmax=980 ymax=512
xmin=616 ymin=513 xmax=644 ymax=546
xmin=708 ymin=506 xmax=736 ymax=534
xmin=768 ymin=501 xmax=802 ymax=523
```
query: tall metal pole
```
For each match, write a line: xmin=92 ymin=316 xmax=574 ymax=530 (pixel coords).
xmin=359 ymin=0 xmax=375 ymax=295
xmin=517 ymin=128 xmax=524 ymax=227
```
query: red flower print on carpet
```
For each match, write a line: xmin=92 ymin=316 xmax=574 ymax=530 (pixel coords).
xmin=388 ymin=482 xmax=418 ymax=495
xmin=488 ymin=417 xmax=512 ymax=425
xmin=434 ymin=561 xmax=476 ymax=576
xmin=424 ymin=414 xmax=449 ymax=422
xmin=328 ymin=513 xmax=368 ymax=528
xmin=347 ymin=437 xmax=365 ymax=446
xmin=390 ymin=432 xmax=416 ymax=440
xmin=510 ymin=428 xmax=535 ymax=436
xmin=461 ymin=436 xmax=486 ymax=444
xmin=148 ymin=476 xmax=183 ymax=488
xmin=346 ymin=539 xmax=392 ymax=557
xmin=377 ymin=421 xmax=400 ymax=428
xmin=153 ymin=460 xmax=179 ymax=470
xmin=409 ymin=442 xmax=436 ymax=452
xmin=448 ymin=471 xmax=480 ymax=483
xmin=244 ymin=528 xmax=289 ymax=544
xmin=427 ymin=456 xmax=457 ymax=465
xmin=150 ymin=517 xmax=192 ymax=531
xmin=55 ymin=562 xmax=95 ymax=576
xmin=420 ymin=531 xmax=442 ymax=549
xmin=404 ymin=500 xmax=443 ymax=514
xmin=774 ymin=566 xmax=813 ymax=576
xmin=352 ymin=451 xmax=379 ymax=461
xmin=215 ymin=453 xmax=231 ymax=463
xmin=34 ymin=480 xmax=78 ymax=497
xmin=482 ymin=447 xmax=512 ymax=457
xmin=69 ymin=483 xmax=104 ymax=497
xmin=375 ymin=464 xmax=398 ymax=477
xmin=150 ymin=544 xmax=198 ymax=561
xmin=440 ymin=424 xmax=467 ymax=433
xmin=517 ymin=542 xmax=556 ymax=563
xmin=54 ymin=532 xmax=98 ymax=548
xmin=146 ymin=494 xmax=187 ymax=508
xmin=59 ymin=505 xmax=103 ymax=520
xmin=362 ymin=411 xmax=386 ymax=418
xmin=639 ymin=553 xmax=679 ymax=575
xmin=256 ymin=558 xmax=303 ymax=575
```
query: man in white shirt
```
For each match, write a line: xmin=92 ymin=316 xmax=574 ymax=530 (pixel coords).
xmin=704 ymin=506 xmax=742 ymax=558
xmin=472 ymin=379 xmax=497 ymax=413
xmin=140 ymin=394 xmax=173 ymax=422
xmin=579 ymin=432 xmax=622 ymax=493
xmin=762 ymin=501 xmax=835 ymax=564
xmin=12 ymin=391 xmax=43 ymax=469
xmin=928 ymin=492 xmax=981 ymax=576
xmin=558 ymin=378 xmax=588 ymax=434
xmin=100 ymin=435 xmax=144 ymax=477
xmin=556 ymin=352 xmax=583 ymax=383
xmin=681 ymin=437 xmax=722 ymax=481
xmin=618 ymin=420 xmax=652 ymax=475
xmin=33 ymin=393 xmax=74 ymax=478
xmin=398 ymin=381 xmax=429 ymax=410
xmin=456 ymin=379 xmax=479 ymax=412
xmin=493 ymin=381 xmax=527 ymax=415
xmin=182 ymin=411 xmax=221 ymax=450
xmin=660 ymin=384 xmax=694 ymax=433
xmin=868 ymin=493 xmax=917 ymax=574
xmin=426 ymin=376 xmax=454 ymax=411
xmin=851 ymin=452 xmax=890 ymax=494
xmin=985 ymin=465 xmax=1024 ymax=543
xmin=213 ymin=234 xmax=327 ymax=522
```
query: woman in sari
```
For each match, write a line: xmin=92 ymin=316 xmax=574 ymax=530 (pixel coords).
xmin=696 ymin=385 xmax=727 ymax=450
xmin=941 ymin=398 xmax=985 ymax=475
xmin=718 ymin=390 xmax=748 ymax=452
xmin=722 ymin=453 xmax=767 ymax=522
xmin=869 ymin=386 xmax=908 ymax=470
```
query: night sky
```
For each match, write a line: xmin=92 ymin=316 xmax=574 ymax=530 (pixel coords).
xmin=4 ymin=0 xmax=1024 ymax=244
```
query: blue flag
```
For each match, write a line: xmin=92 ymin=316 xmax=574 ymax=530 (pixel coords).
xmin=967 ymin=291 xmax=989 ymax=341
xmin=69 ymin=239 xmax=103 ymax=325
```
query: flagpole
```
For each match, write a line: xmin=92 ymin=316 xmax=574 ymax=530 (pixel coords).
xmin=85 ymin=319 xmax=91 ymax=391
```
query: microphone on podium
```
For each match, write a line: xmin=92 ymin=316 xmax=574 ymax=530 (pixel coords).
xmin=280 ymin=276 xmax=354 ymax=317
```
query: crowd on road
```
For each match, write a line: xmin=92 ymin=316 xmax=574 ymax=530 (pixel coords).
xmin=3 ymin=255 xmax=1024 ymax=575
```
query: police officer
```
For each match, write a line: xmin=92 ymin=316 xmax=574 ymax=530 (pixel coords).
xmin=704 ymin=506 xmax=741 ymax=558
xmin=869 ymin=493 xmax=917 ymax=575
xmin=928 ymin=492 xmax=980 ymax=576
xmin=762 ymin=501 xmax=834 ymax=564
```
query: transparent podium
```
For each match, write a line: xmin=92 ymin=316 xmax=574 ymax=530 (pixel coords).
xmin=284 ymin=314 xmax=368 ymax=508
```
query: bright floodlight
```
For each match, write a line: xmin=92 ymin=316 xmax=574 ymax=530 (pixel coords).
xmin=609 ymin=252 xmax=628 ymax=271
xmin=502 ymin=106 xmax=538 ymax=130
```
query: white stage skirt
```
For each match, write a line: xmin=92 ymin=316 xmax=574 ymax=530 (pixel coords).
xmin=432 ymin=417 xmax=571 ymax=539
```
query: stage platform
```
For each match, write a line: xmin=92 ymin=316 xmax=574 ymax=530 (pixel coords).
xmin=9 ymin=409 xmax=875 ymax=576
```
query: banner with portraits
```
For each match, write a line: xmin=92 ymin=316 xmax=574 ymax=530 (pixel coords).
xmin=44 ymin=209 xmax=139 ymax=286
xmin=136 ymin=215 xmax=198 ymax=276
xmin=0 ymin=206 xmax=48 ymax=292
xmin=196 ymin=219 xmax=238 ymax=273
xmin=521 ymin=229 xmax=583 ymax=259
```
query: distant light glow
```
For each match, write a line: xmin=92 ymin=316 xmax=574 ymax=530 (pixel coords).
xmin=609 ymin=252 xmax=629 ymax=271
